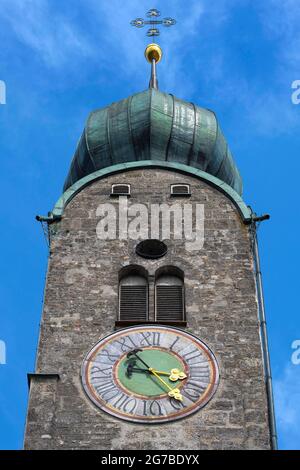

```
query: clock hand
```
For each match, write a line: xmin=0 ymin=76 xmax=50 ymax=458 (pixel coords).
xmin=148 ymin=368 xmax=187 ymax=380
xmin=127 ymin=349 xmax=151 ymax=369
xmin=149 ymin=368 xmax=183 ymax=402
xmin=127 ymin=352 xmax=184 ymax=401
xmin=127 ymin=350 xmax=187 ymax=383
xmin=127 ymin=366 xmax=186 ymax=379
xmin=126 ymin=363 xmax=150 ymax=378
xmin=129 ymin=368 xmax=151 ymax=374
xmin=168 ymin=368 xmax=187 ymax=382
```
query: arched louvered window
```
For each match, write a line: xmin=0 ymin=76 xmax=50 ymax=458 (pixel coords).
xmin=119 ymin=266 xmax=148 ymax=323
xmin=155 ymin=267 xmax=185 ymax=322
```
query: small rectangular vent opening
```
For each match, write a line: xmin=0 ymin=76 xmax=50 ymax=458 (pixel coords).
xmin=111 ymin=184 xmax=131 ymax=197
xmin=170 ymin=184 xmax=191 ymax=197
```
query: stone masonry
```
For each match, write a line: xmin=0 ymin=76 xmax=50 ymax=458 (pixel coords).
xmin=24 ymin=169 xmax=271 ymax=450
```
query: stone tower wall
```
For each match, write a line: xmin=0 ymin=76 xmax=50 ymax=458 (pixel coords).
xmin=24 ymin=169 xmax=271 ymax=450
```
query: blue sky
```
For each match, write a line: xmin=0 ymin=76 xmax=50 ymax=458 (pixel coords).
xmin=0 ymin=0 xmax=300 ymax=450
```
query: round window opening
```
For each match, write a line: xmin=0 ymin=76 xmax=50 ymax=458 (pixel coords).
xmin=136 ymin=239 xmax=168 ymax=259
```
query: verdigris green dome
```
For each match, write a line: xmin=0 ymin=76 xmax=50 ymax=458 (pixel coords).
xmin=63 ymin=88 xmax=242 ymax=195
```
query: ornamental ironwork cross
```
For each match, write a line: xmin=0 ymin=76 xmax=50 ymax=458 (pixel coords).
xmin=130 ymin=8 xmax=176 ymax=38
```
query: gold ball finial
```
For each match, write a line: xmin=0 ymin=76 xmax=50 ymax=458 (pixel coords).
xmin=145 ymin=43 xmax=162 ymax=63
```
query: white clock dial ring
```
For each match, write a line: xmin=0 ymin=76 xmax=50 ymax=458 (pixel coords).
xmin=81 ymin=325 xmax=219 ymax=423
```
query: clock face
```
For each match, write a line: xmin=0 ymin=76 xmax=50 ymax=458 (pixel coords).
xmin=81 ymin=325 xmax=219 ymax=423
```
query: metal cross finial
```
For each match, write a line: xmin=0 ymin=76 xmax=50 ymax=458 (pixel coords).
xmin=131 ymin=8 xmax=176 ymax=39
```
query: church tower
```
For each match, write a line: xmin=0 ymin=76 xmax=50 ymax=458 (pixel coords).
xmin=24 ymin=27 xmax=277 ymax=450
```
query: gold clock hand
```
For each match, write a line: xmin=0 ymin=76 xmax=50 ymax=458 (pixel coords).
xmin=150 ymin=369 xmax=169 ymax=376
xmin=149 ymin=368 xmax=183 ymax=402
xmin=169 ymin=368 xmax=187 ymax=382
xmin=149 ymin=368 xmax=172 ymax=389
xmin=151 ymin=368 xmax=187 ymax=381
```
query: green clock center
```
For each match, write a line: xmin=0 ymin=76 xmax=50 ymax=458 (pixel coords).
xmin=116 ymin=348 xmax=185 ymax=398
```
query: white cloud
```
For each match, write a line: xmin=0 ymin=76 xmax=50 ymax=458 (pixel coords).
xmin=87 ymin=0 xmax=206 ymax=95
xmin=199 ymin=0 xmax=300 ymax=136
xmin=249 ymin=0 xmax=300 ymax=134
xmin=259 ymin=0 xmax=300 ymax=73
xmin=1 ymin=0 xmax=299 ymax=134
xmin=274 ymin=363 xmax=300 ymax=450
xmin=0 ymin=0 xmax=94 ymax=67
xmin=86 ymin=0 xmax=148 ymax=85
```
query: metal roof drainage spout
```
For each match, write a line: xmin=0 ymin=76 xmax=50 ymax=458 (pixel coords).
xmin=145 ymin=43 xmax=162 ymax=90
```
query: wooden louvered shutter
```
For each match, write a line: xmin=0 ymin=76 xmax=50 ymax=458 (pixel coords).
xmin=119 ymin=275 xmax=148 ymax=321
xmin=156 ymin=285 xmax=184 ymax=322
xmin=155 ymin=273 xmax=185 ymax=322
